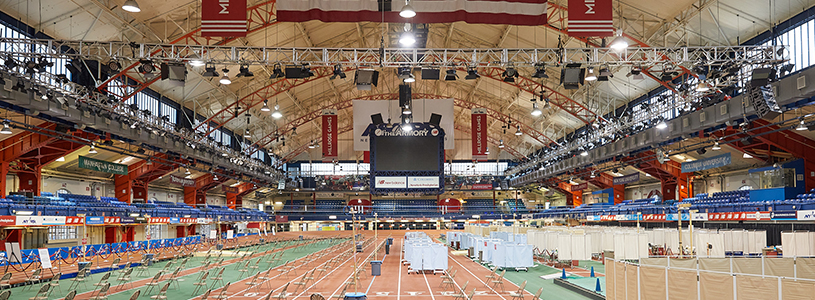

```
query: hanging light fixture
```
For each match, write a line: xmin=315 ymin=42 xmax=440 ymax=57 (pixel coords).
xmin=402 ymin=106 xmax=412 ymax=115
xmin=219 ymin=68 xmax=231 ymax=85
xmin=531 ymin=102 xmax=542 ymax=116
xmin=498 ymin=139 xmax=505 ymax=148
xmin=585 ymin=68 xmax=597 ymax=81
xmin=88 ymin=144 xmax=98 ymax=154
xmin=261 ymin=100 xmax=271 ymax=112
xmin=308 ymin=141 xmax=316 ymax=149
xmin=185 ymin=168 xmax=191 ymax=175
xmin=122 ymin=0 xmax=141 ymax=12
xmin=244 ymin=129 xmax=251 ymax=138
xmin=189 ymin=60 xmax=205 ymax=67
xmin=590 ymin=171 xmax=596 ymax=178
xmin=0 ymin=122 xmax=11 ymax=134
xmin=796 ymin=120 xmax=808 ymax=131
xmin=712 ymin=141 xmax=721 ymax=150
xmin=608 ymin=29 xmax=629 ymax=51
xmin=271 ymin=104 xmax=283 ymax=119
xmin=399 ymin=31 xmax=416 ymax=46
xmin=400 ymin=0 xmax=416 ymax=18
xmin=485 ymin=147 xmax=490 ymax=155
xmin=515 ymin=125 xmax=522 ymax=136
xmin=402 ymin=117 xmax=412 ymax=131
xmin=696 ymin=81 xmax=710 ymax=92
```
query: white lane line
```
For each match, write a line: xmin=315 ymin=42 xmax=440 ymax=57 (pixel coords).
xmin=421 ymin=271 xmax=437 ymax=300
xmin=326 ymin=238 xmax=382 ymax=300
xmin=397 ymin=238 xmax=402 ymax=300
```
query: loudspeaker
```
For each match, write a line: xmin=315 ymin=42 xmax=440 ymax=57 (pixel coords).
xmin=747 ymin=81 xmax=781 ymax=120
xmin=160 ymin=62 xmax=186 ymax=87
xmin=421 ymin=68 xmax=440 ymax=80
xmin=284 ymin=66 xmax=308 ymax=78
xmin=561 ymin=63 xmax=585 ymax=90
xmin=370 ymin=113 xmax=384 ymax=125
xmin=429 ymin=113 xmax=442 ymax=126
xmin=354 ymin=69 xmax=379 ymax=90
xmin=399 ymin=84 xmax=411 ymax=107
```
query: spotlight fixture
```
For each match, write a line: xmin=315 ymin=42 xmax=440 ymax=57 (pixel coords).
xmin=88 ymin=144 xmax=98 ymax=154
xmin=598 ymin=66 xmax=612 ymax=81
xmin=202 ymin=65 xmax=219 ymax=77
xmin=189 ymin=60 xmax=205 ymax=67
xmin=219 ymin=69 xmax=231 ymax=85
xmin=270 ymin=64 xmax=285 ymax=79
xmin=585 ymin=68 xmax=597 ymax=81
xmin=4 ymin=55 xmax=17 ymax=69
xmin=261 ymin=100 xmax=271 ymax=112
xmin=532 ymin=64 xmax=548 ymax=78
xmin=402 ymin=106 xmax=412 ymax=115
xmin=399 ymin=31 xmax=416 ymax=46
xmin=444 ymin=69 xmax=457 ymax=81
xmin=608 ymin=31 xmax=629 ymax=51
xmin=530 ymin=101 xmax=542 ymax=117
xmin=137 ymin=59 xmax=155 ymax=73
xmin=515 ymin=125 xmax=522 ymax=136
xmin=712 ymin=141 xmax=721 ymax=150
xmin=122 ymin=0 xmax=141 ymax=12
xmin=330 ymin=64 xmax=346 ymax=80
xmin=590 ymin=171 xmax=596 ymax=178
xmin=236 ymin=65 xmax=254 ymax=77
xmin=271 ymin=104 xmax=283 ymax=119
xmin=697 ymin=147 xmax=707 ymax=155
xmin=485 ymin=147 xmax=490 ymax=155
xmin=656 ymin=120 xmax=667 ymax=129
xmin=106 ymin=60 xmax=121 ymax=72
xmin=400 ymin=0 xmax=416 ymax=18
xmin=0 ymin=122 xmax=11 ymax=134
xmin=397 ymin=67 xmax=414 ymax=83
xmin=498 ymin=139 xmax=505 ymax=148
xmin=465 ymin=67 xmax=480 ymax=80
xmin=797 ymin=120 xmax=808 ymax=131
xmin=308 ymin=141 xmax=316 ymax=149
xmin=502 ymin=68 xmax=519 ymax=82
xmin=743 ymin=152 xmax=753 ymax=159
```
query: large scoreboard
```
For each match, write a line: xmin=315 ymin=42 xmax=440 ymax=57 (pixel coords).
xmin=369 ymin=123 xmax=445 ymax=194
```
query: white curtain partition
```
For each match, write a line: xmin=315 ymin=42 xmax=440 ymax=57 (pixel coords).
xmin=404 ymin=241 xmax=448 ymax=271
xmin=490 ymin=243 xmax=534 ymax=269
xmin=782 ymin=231 xmax=815 ymax=257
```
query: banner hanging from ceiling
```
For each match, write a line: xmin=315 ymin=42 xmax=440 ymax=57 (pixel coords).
xmin=78 ymin=156 xmax=128 ymax=175
xmin=201 ymin=0 xmax=247 ymax=37
xmin=169 ymin=175 xmax=196 ymax=187
xmin=352 ymin=99 xmax=454 ymax=151
xmin=612 ymin=173 xmax=640 ymax=185
xmin=322 ymin=109 xmax=338 ymax=162
xmin=567 ymin=0 xmax=614 ymax=37
xmin=471 ymin=108 xmax=488 ymax=161
xmin=276 ymin=0 xmax=548 ymax=26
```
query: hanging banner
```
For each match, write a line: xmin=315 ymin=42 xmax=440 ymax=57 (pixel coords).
xmin=222 ymin=185 xmax=239 ymax=194
xmin=201 ymin=0 xmax=247 ymax=37
xmin=322 ymin=109 xmax=338 ymax=161
xmin=471 ymin=108 xmax=488 ymax=160
xmin=681 ymin=153 xmax=731 ymax=173
xmin=567 ymin=0 xmax=614 ymax=37
xmin=612 ymin=173 xmax=640 ymax=185
xmin=568 ymin=182 xmax=588 ymax=192
xmin=277 ymin=0 xmax=548 ymax=26
xmin=353 ymin=99 xmax=455 ymax=151
xmin=169 ymin=175 xmax=196 ymax=187
xmin=78 ymin=156 xmax=128 ymax=175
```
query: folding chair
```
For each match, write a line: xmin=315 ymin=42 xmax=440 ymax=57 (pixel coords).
xmin=192 ymin=271 xmax=210 ymax=296
xmin=508 ymin=280 xmax=527 ymax=300
xmin=89 ymin=282 xmax=111 ymax=300
xmin=291 ymin=271 xmax=311 ymax=293
xmin=24 ymin=268 xmax=42 ymax=290
xmin=490 ymin=270 xmax=506 ymax=292
xmin=108 ymin=258 xmax=121 ymax=271
xmin=451 ymin=281 xmax=469 ymax=300
xmin=27 ymin=284 xmax=49 ymax=300
xmin=330 ymin=283 xmax=348 ymax=299
xmin=63 ymin=290 xmax=77 ymax=300
xmin=159 ymin=261 xmax=173 ymax=274
xmin=93 ymin=272 xmax=111 ymax=289
xmin=144 ymin=272 xmax=164 ymax=296
xmin=210 ymin=267 xmax=226 ymax=288
xmin=200 ymin=289 xmax=211 ymax=300
xmin=149 ymin=282 xmax=170 ymax=300
xmin=439 ymin=269 xmax=457 ymax=289
xmin=128 ymin=290 xmax=141 ymax=300
xmin=530 ymin=287 xmax=543 ymax=300
xmin=244 ymin=271 xmax=262 ymax=292
xmin=211 ymin=281 xmax=231 ymax=299
xmin=167 ymin=267 xmax=184 ymax=289
xmin=277 ymin=261 xmax=292 ymax=278
xmin=0 ymin=290 xmax=9 ymax=300
xmin=237 ymin=261 xmax=251 ymax=278
xmin=484 ymin=267 xmax=497 ymax=280
xmin=69 ymin=269 xmax=89 ymax=291
xmin=135 ymin=257 xmax=152 ymax=277
xmin=45 ymin=272 xmax=62 ymax=297
xmin=249 ymin=258 xmax=261 ymax=272
xmin=258 ymin=267 xmax=275 ymax=289
xmin=115 ymin=267 xmax=134 ymax=290
xmin=274 ymin=283 xmax=290 ymax=300
xmin=465 ymin=288 xmax=476 ymax=300
xmin=0 ymin=273 xmax=10 ymax=290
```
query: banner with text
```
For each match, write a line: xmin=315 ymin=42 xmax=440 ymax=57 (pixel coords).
xmin=201 ymin=0 xmax=247 ymax=37
xmin=408 ymin=176 xmax=441 ymax=189
xmin=471 ymin=108 xmax=488 ymax=160
xmin=681 ymin=153 xmax=731 ymax=173
xmin=569 ymin=182 xmax=588 ymax=192
xmin=78 ymin=156 xmax=128 ymax=175
xmin=613 ymin=173 xmax=640 ymax=185
xmin=222 ymin=185 xmax=239 ymax=193
xmin=567 ymin=0 xmax=614 ymax=37
xmin=322 ymin=109 xmax=338 ymax=161
xmin=169 ymin=175 xmax=196 ymax=187
xmin=374 ymin=176 xmax=407 ymax=189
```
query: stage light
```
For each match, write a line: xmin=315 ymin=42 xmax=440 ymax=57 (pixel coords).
xmin=403 ymin=73 xmax=415 ymax=83
xmin=88 ymin=144 xmax=98 ymax=154
xmin=137 ymin=59 xmax=154 ymax=73
xmin=585 ymin=68 xmax=597 ymax=81
xmin=237 ymin=65 xmax=254 ymax=77
xmin=4 ymin=55 xmax=17 ymax=69
xmin=122 ymin=0 xmax=141 ymax=12
xmin=219 ymin=69 xmax=231 ymax=85
xmin=244 ymin=129 xmax=251 ymax=138
xmin=309 ymin=141 xmax=316 ymax=149
xmin=399 ymin=31 xmax=416 ymax=46
xmin=712 ymin=141 xmax=721 ymax=150
xmin=189 ymin=60 xmax=205 ymax=67
xmin=656 ymin=120 xmax=667 ymax=129
xmin=498 ymin=139 xmax=505 ymax=148
xmin=330 ymin=64 xmax=346 ymax=80
xmin=797 ymin=120 xmax=808 ymax=131
xmin=743 ymin=152 xmax=753 ymax=159
xmin=0 ymin=122 xmax=11 ymax=134
xmin=400 ymin=0 xmax=416 ymax=18
xmin=465 ymin=67 xmax=480 ymax=80
xmin=270 ymin=64 xmax=285 ymax=79
xmin=272 ymin=105 xmax=283 ymax=119
xmin=532 ymin=64 xmax=548 ymax=78
xmin=515 ymin=125 xmax=522 ymax=136
xmin=397 ymin=67 xmax=414 ymax=82
xmin=202 ymin=66 xmax=219 ymax=77
xmin=444 ymin=69 xmax=457 ymax=81
xmin=609 ymin=34 xmax=629 ymax=51
xmin=261 ymin=100 xmax=271 ymax=112
xmin=531 ymin=102 xmax=542 ymax=116
xmin=590 ymin=171 xmax=596 ymax=178
xmin=502 ymin=68 xmax=518 ymax=82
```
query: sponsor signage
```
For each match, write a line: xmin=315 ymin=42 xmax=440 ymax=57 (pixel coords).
xmin=586 ymin=215 xmax=600 ymax=221
xmin=275 ymin=215 xmax=289 ymax=223
xmin=322 ymin=110 xmax=338 ymax=161
xmin=222 ymin=185 xmax=239 ymax=193
xmin=567 ymin=0 xmax=614 ymax=37
xmin=0 ymin=216 xmax=15 ymax=225
xmin=201 ymin=0 xmax=247 ymax=37
xmin=353 ymin=99 xmax=455 ymax=151
xmin=471 ymin=108 xmax=488 ymax=160
xmin=407 ymin=176 xmax=440 ymax=188
xmin=41 ymin=216 xmax=66 ymax=226
xmin=16 ymin=216 xmax=43 ymax=226
xmin=169 ymin=217 xmax=181 ymax=224
xmin=85 ymin=216 xmax=104 ymax=225
xmin=681 ymin=153 xmax=732 ymax=173
xmin=196 ymin=218 xmax=213 ymax=224
xmin=103 ymin=217 xmax=120 ymax=225
xmin=169 ymin=175 xmax=196 ymax=187
xmin=771 ymin=211 xmax=798 ymax=220
xmin=568 ymin=182 xmax=588 ymax=192
xmin=120 ymin=217 xmax=136 ymax=224
xmin=471 ymin=184 xmax=494 ymax=190
xmin=374 ymin=176 xmax=407 ymax=189
xmin=78 ymin=156 xmax=128 ymax=175
xmin=797 ymin=210 xmax=815 ymax=221
xmin=65 ymin=216 xmax=84 ymax=225
xmin=612 ymin=173 xmax=640 ymax=185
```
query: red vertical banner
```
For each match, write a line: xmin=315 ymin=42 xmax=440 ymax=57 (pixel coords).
xmin=567 ymin=0 xmax=614 ymax=37
xmin=322 ymin=110 xmax=338 ymax=162
xmin=201 ymin=0 xmax=247 ymax=37
xmin=471 ymin=108 xmax=488 ymax=161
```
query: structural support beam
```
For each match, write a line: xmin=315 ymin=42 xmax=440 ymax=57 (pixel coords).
xmin=557 ymin=181 xmax=583 ymax=206
xmin=625 ymin=151 xmax=692 ymax=201
xmin=585 ymin=169 xmax=625 ymax=204
xmin=114 ymin=153 xmax=181 ymax=203
xmin=226 ymin=182 xmax=257 ymax=209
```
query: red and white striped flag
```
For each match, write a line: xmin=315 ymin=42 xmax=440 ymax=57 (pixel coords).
xmin=201 ymin=0 xmax=248 ymax=37
xmin=277 ymin=0 xmax=548 ymax=26
xmin=567 ymin=0 xmax=613 ymax=37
